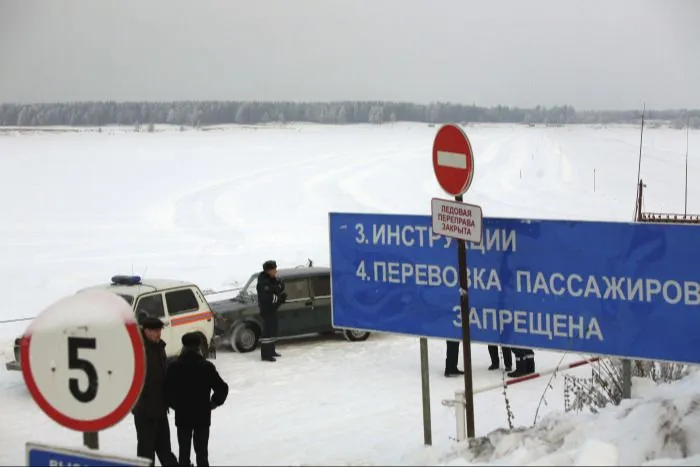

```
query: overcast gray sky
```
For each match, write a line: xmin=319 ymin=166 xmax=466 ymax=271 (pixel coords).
xmin=0 ymin=0 xmax=698 ymax=110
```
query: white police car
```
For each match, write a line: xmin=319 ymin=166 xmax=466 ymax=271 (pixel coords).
xmin=6 ymin=275 xmax=218 ymax=371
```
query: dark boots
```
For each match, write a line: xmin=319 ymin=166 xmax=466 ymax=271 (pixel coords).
xmin=487 ymin=345 xmax=513 ymax=372
xmin=507 ymin=352 xmax=535 ymax=378
xmin=260 ymin=342 xmax=276 ymax=362
xmin=444 ymin=359 xmax=465 ymax=377
xmin=444 ymin=341 xmax=463 ymax=377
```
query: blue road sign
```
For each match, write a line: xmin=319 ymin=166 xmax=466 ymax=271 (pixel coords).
xmin=329 ymin=212 xmax=700 ymax=364
xmin=27 ymin=442 xmax=151 ymax=467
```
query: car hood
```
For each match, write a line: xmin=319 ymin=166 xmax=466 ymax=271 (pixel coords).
xmin=210 ymin=298 xmax=251 ymax=316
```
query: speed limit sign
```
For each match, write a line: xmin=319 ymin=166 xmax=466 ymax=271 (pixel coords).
xmin=20 ymin=290 xmax=146 ymax=432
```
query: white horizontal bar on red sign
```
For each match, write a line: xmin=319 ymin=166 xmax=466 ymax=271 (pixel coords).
xmin=436 ymin=150 xmax=468 ymax=169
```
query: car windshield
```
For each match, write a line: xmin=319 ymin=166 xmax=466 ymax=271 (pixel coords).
xmin=117 ymin=293 xmax=134 ymax=305
xmin=235 ymin=274 xmax=259 ymax=302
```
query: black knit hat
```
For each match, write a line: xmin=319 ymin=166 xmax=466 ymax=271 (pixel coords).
xmin=182 ymin=332 xmax=201 ymax=348
xmin=263 ymin=260 xmax=277 ymax=271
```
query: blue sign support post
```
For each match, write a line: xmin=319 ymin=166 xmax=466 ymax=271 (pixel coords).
xmin=329 ymin=212 xmax=700 ymax=365
xmin=431 ymin=124 xmax=481 ymax=440
xmin=453 ymin=193 xmax=476 ymax=439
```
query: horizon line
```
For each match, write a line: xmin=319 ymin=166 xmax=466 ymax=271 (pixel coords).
xmin=0 ymin=100 xmax=697 ymax=114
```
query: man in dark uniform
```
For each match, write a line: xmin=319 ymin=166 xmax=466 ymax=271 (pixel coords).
xmin=165 ymin=332 xmax=229 ymax=467
xmin=444 ymin=340 xmax=464 ymax=377
xmin=257 ymin=260 xmax=287 ymax=362
xmin=132 ymin=317 xmax=178 ymax=466
xmin=488 ymin=345 xmax=513 ymax=372
xmin=508 ymin=347 xmax=536 ymax=377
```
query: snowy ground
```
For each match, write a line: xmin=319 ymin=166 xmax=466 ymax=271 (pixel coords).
xmin=0 ymin=122 xmax=699 ymax=465
xmin=440 ymin=371 xmax=700 ymax=466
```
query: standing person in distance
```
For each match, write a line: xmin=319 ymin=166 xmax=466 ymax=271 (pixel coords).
xmin=132 ymin=317 xmax=178 ymax=466
xmin=444 ymin=340 xmax=465 ymax=377
xmin=165 ymin=332 xmax=229 ymax=467
xmin=508 ymin=347 xmax=536 ymax=378
xmin=487 ymin=344 xmax=513 ymax=372
xmin=257 ymin=260 xmax=287 ymax=362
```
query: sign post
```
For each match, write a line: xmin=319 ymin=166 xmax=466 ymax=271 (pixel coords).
xmin=419 ymin=337 xmax=432 ymax=446
xmin=84 ymin=431 xmax=99 ymax=450
xmin=20 ymin=290 xmax=147 ymax=463
xmin=431 ymin=123 xmax=480 ymax=439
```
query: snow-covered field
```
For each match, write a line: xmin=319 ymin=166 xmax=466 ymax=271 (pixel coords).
xmin=0 ymin=122 xmax=699 ymax=466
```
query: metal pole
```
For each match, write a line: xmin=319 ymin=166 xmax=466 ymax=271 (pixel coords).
xmin=419 ymin=337 xmax=432 ymax=446
xmin=636 ymin=103 xmax=645 ymax=188
xmin=621 ymin=360 xmax=632 ymax=399
xmin=455 ymin=390 xmax=466 ymax=442
xmin=685 ymin=115 xmax=690 ymax=216
xmin=625 ymin=181 xmax=643 ymax=400
xmin=83 ymin=432 xmax=99 ymax=450
xmin=455 ymin=194 xmax=475 ymax=439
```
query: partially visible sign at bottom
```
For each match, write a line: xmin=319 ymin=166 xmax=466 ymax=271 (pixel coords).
xmin=26 ymin=442 xmax=151 ymax=467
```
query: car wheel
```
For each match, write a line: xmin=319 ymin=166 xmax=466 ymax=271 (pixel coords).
xmin=231 ymin=323 xmax=259 ymax=353
xmin=343 ymin=329 xmax=371 ymax=342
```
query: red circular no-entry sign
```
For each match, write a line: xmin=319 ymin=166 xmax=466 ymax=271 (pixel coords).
xmin=432 ymin=124 xmax=475 ymax=197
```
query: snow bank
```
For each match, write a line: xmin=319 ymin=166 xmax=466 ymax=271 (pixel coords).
xmin=437 ymin=370 xmax=700 ymax=466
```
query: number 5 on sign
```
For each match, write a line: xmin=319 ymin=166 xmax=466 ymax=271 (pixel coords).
xmin=68 ymin=337 xmax=98 ymax=403
xmin=21 ymin=290 xmax=146 ymax=433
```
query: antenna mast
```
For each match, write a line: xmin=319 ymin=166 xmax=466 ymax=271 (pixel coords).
xmin=685 ymin=114 xmax=690 ymax=216
xmin=634 ymin=104 xmax=646 ymax=220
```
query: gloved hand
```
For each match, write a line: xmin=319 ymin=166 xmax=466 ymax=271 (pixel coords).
xmin=280 ymin=291 xmax=288 ymax=303
xmin=278 ymin=280 xmax=285 ymax=292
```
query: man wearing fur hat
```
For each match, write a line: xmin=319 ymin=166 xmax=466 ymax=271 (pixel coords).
xmin=165 ymin=332 xmax=229 ymax=467
xmin=256 ymin=260 xmax=287 ymax=362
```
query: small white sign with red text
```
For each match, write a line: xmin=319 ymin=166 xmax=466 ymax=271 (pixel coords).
xmin=431 ymin=197 xmax=483 ymax=244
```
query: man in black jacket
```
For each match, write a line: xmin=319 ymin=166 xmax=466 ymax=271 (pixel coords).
xmin=132 ymin=317 xmax=178 ymax=466
xmin=256 ymin=260 xmax=286 ymax=362
xmin=165 ymin=332 xmax=229 ymax=467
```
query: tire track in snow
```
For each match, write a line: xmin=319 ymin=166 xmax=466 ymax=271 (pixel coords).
xmin=468 ymin=129 xmax=587 ymax=218
xmin=308 ymin=130 xmax=528 ymax=216
xmin=169 ymin=149 xmax=363 ymax=254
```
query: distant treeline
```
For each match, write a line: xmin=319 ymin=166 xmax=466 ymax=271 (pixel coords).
xmin=0 ymin=101 xmax=698 ymax=128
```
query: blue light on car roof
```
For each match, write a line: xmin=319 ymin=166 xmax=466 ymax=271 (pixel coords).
xmin=111 ymin=275 xmax=142 ymax=286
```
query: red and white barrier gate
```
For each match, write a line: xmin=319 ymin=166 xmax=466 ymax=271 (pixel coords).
xmin=442 ymin=356 xmax=600 ymax=441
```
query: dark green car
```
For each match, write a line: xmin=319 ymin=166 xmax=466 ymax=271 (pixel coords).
xmin=210 ymin=266 xmax=371 ymax=352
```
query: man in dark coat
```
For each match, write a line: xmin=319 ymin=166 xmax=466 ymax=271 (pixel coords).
xmin=165 ymin=332 xmax=229 ymax=467
xmin=132 ymin=316 xmax=178 ymax=466
xmin=256 ymin=260 xmax=286 ymax=362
